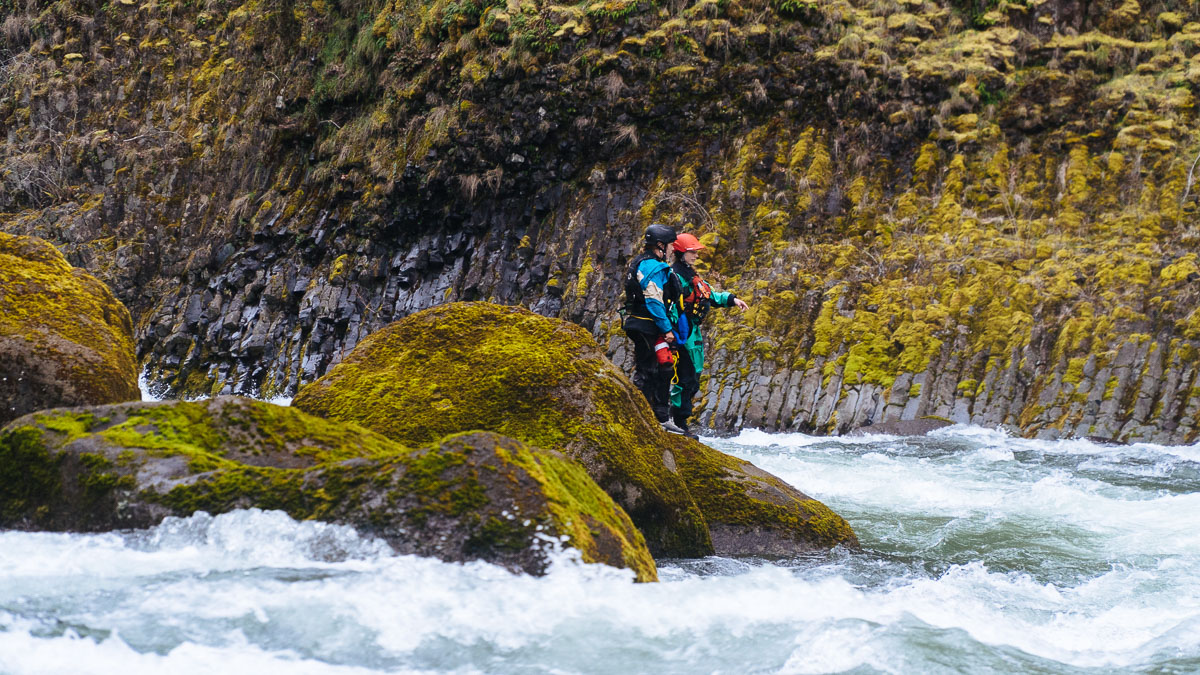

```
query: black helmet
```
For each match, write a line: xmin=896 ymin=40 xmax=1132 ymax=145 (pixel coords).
xmin=644 ymin=223 xmax=677 ymax=246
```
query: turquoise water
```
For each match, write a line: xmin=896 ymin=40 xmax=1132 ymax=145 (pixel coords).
xmin=2 ymin=426 xmax=1199 ymax=674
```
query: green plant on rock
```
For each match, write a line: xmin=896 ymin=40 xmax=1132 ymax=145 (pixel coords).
xmin=773 ymin=0 xmax=818 ymax=20
xmin=586 ymin=0 xmax=640 ymax=23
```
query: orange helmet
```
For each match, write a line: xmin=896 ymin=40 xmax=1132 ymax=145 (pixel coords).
xmin=672 ymin=233 xmax=705 ymax=252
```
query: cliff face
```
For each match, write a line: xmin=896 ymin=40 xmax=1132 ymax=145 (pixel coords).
xmin=3 ymin=0 xmax=1200 ymax=442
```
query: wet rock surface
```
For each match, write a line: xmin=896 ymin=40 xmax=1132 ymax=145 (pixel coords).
xmin=846 ymin=418 xmax=955 ymax=437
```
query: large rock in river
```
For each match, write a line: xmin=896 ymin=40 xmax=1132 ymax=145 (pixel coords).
xmin=0 ymin=232 xmax=139 ymax=424
xmin=0 ymin=397 xmax=657 ymax=581
xmin=293 ymin=302 xmax=858 ymax=556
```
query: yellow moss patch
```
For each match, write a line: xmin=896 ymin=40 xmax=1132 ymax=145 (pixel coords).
xmin=0 ymin=233 xmax=139 ymax=422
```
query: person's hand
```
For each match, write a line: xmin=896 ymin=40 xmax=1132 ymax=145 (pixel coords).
xmin=734 ymin=298 xmax=749 ymax=310
xmin=664 ymin=332 xmax=676 ymax=343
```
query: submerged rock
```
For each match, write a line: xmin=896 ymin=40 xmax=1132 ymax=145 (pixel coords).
xmin=293 ymin=302 xmax=858 ymax=557
xmin=0 ymin=233 xmax=139 ymax=425
xmin=0 ymin=397 xmax=657 ymax=581
xmin=846 ymin=418 xmax=954 ymax=437
xmin=672 ymin=441 xmax=859 ymax=556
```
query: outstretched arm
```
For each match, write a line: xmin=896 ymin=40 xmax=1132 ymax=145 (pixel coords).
xmin=711 ymin=291 xmax=748 ymax=310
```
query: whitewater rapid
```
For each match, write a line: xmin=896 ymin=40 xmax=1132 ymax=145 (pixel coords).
xmin=3 ymin=426 xmax=1199 ymax=674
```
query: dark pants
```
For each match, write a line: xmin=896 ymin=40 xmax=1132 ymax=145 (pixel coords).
xmin=626 ymin=330 xmax=672 ymax=422
xmin=672 ymin=347 xmax=700 ymax=428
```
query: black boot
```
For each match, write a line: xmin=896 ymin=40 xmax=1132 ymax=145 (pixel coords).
xmin=673 ymin=413 xmax=698 ymax=440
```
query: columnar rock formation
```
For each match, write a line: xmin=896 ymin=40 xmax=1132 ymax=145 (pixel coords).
xmin=3 ymin=0 xmax=1200 ymax=442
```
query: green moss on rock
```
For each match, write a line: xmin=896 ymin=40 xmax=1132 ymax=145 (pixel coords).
xmin=670 ymin=435 xmax=859 ymax=554
xmin=0 ymin=397 xmax=656 ymax=579
xmin=293 ymin=301 xmax=714 ymax=557
xmin=0 ymin=427 xmax=64 ymax=527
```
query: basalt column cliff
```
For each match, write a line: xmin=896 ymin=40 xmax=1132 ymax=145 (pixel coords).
xmin=3 ymin=0 xmax=1200 ymax=442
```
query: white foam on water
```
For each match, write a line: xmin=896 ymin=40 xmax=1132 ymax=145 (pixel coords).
xmin=715 ymin=428 xmax=1200 ymax=555
xmin=138 ymin=369 xmax=293 ymax=406
xmin=2 ymin=510 xmax=1195 ymax=672
xmin=929 ymin=423 xmax=1200 ymax=465
xmin=136 ymin=369 xmax=161 ymax=402
xmin=0 ymin=510 xmax=391 ymax=583
xmin=778 ymin=621 xmax=884 ymax=674
xmin=0 ymin=624 xmax=444 ymax=675
xmin=4 ymin=429 xmax=1200 ymax=673
xmin=723 ymin=445 xmax=1012 ymax=516
xmin=719 ymin=428 xmax=897 ymax=448
xmin=724 ymin=423 xmax=1200 ymax=468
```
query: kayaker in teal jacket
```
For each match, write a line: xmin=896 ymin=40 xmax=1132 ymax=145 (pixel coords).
xmin=669 ymin=232 xmax=748 ymax=436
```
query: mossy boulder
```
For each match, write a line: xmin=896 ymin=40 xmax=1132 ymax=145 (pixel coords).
xmin=0 ymin=397 xmax=657 ymax=580
xmin=293 ymin=302 xmax=859 ymax=557
xmin=0 ymin=232 xmax=139 ymax=425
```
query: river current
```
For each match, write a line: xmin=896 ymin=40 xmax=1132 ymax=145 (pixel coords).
xmin=2 ymin=425 xmax=1199 ymax=674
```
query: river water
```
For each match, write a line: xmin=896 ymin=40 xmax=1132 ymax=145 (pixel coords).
xmin=2 ymin=426 xmax=1199 ymax=674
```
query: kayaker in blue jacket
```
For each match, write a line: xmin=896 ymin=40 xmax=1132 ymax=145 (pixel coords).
xmin=623 ymin=224 xmax=689 ymax=435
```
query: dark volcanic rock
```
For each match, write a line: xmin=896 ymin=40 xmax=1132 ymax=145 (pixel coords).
xmin=846 ymin=418 xmax=955 ymax=437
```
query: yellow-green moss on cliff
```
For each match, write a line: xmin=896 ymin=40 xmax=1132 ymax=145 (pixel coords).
xmin=9 ymin=0 xmax=1199 ymax=441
